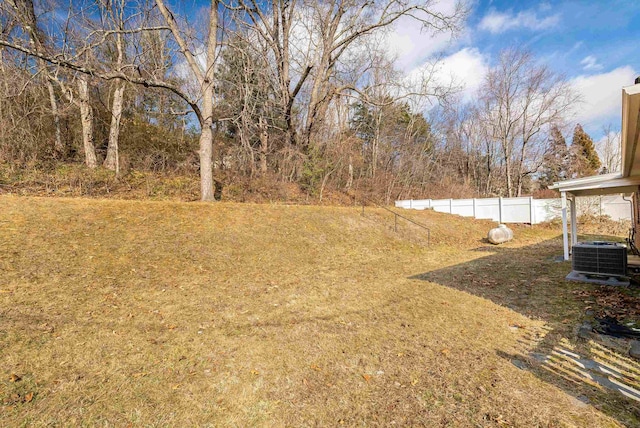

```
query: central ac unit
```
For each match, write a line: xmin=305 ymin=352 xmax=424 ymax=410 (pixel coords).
xmin=571 ymin=241 xmax=627 ymax=277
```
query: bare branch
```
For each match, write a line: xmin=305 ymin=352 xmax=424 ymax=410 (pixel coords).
xmin=0 ymin=39 xmax=203 ymax=123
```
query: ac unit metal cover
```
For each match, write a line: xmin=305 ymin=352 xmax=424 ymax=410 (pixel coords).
xmin=572 ymin=241 xmax=627 ymax=277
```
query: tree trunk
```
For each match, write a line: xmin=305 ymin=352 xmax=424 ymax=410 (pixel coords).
xmin=239 ymin=86 xmax=255 ymax=176
xmin=259 ymin=116 xmax=268 ymax=174
xmin=516 ymin=166 xmax=526 ymax=197
xmin=372 ymin=109 xmax=383 ymax=178
xmin=104 ymin=80 xmax=125 ymax=173
xmin=77 ymin=76 xmax=97 ymax=168
xmin=319 ymin=169 xmax=333 ymax=202
xmin=46 ymin=78 xmax=63 ymax=155
xmin=515 ymin=141 xmax=527 ymax=197
xmin=155 ymin=0 xmax=217 ymax=200
xmin=504 ymin=145 xmax=512 ymax=197
xmin=345 ymin=155 xmax=353 ymax=191
xmin=276 ymin=2 xmax=300 ymax=148
xmin=198 ymin=0 xmax=218 ymax=201
xmin=104 ymin=26 xmax=125 ymax=174
xmin=199 ymin=120 xmax=215 ymax=200
xmin=238 ymin=126 xmax=256 ymax=177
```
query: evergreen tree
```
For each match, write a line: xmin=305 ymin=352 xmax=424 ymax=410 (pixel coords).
xmin=350 ymin=101 xmax=376 ymax=144
xmin=539 ymin=125 xmax=569 ymax=187
xmin=571 ymin=124 xmax=601 ymax=176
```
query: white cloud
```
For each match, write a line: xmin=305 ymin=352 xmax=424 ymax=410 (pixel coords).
xmin=572 ymin=41 xmax=584 ymax=50
xmin=539 ymin=3 xmax=552 ymax=12
xmin=436 ymin=47 xmax=488 ymax=98
xmin=478 ymin=9 xmax=560 ymax=34
xmin=571 ymin=66 xmax=637 ymax=129
xmin=403 ymin=47 xmax=488 ymax=110
xmin=385 ymin=13 xmax=459 ymax=71
xmin=580 ymin=55 xmax=603 ymax=71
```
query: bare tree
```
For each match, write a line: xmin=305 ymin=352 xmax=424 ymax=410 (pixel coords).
xmin=76 ymin=74 xmax=98 ymax=167
xmin=226 ymin=0 xmax=466 ymax=148
xmin=0 ymin=45 xmax=56 ymax=164
xmin=481 ymin=49 xmax=577 ymax=197
xmin=2 ymin=0 xmax=101 ymax=167
xmin=217 ymin=33 xmax=283 ymax=177
xmin=0 ymin=0 xmax=222 ymax=200
xmin=3 ymin=0 xmax=64 ymax=155
xmin=597 ymin=124 xmax=621 ymax=174
xmin=100 ymin=0 xmax=128 ymax=173
xmin=155 ymin=0 xmax=219 ymax=200
xmin=4 ymin=1 xmax=553 ymax=203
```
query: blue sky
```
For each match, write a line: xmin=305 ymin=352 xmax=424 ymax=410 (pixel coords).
xmin=98 ymin=0 xmax=638 ymax=142
xmin=473 ymin=0 xmax=640 ymax=74
xmin=392 ymin=0 xmax=640 ymax=141
xmin=472 ymin=1 xmax=640 ymax=91
xmin=77 ymin=0 xmax=636 ymax=141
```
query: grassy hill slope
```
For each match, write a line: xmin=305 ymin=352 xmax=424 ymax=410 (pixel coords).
xmin=0 ymin=196 xmax=637 ymax=426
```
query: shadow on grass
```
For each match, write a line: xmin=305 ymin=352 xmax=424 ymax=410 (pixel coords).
xmin=409 ymin=234 xmax=640 ymax=425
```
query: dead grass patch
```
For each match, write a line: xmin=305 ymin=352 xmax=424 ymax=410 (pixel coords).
xmin=0 ymin=196 xmax=637 ymax=426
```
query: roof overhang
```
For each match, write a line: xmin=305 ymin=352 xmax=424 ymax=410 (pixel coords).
xmin=549 ymin=172 xmax=640 ymax=196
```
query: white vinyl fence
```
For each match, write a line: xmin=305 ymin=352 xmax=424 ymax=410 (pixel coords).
xmin=395 ymin=195 xmax=632 ymax=224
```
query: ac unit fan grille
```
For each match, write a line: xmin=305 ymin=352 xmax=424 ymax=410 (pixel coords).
xmin=572 ymin=242 xmax=627 ymax=277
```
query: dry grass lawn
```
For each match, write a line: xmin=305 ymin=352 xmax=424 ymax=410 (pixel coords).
xmin=0 ymin=196 xmax=639 ymax=427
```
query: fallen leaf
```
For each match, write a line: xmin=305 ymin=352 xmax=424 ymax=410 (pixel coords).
xmin=24 ymin=392 xmax=33 ymax=403
xmin=441 ymin=349 xmax=450 ymax=356
xmin=9 ymin=374 xmax=21 ymax=383
xmin=362 ymin=374 xmax=372 ymax=382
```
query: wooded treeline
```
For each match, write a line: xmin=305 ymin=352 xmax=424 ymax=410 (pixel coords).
xmin=0 ymin=1 xmax=617 ymax=202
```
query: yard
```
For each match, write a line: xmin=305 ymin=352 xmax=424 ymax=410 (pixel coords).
xmin=0 ymin=196 xmax=638 ymax=426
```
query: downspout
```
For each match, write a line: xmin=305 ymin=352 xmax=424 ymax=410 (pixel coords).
xmin=623 ymin=194 xmax=633 ymax=225
xmin=561 ymin=191 xmax=570 ymax=261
